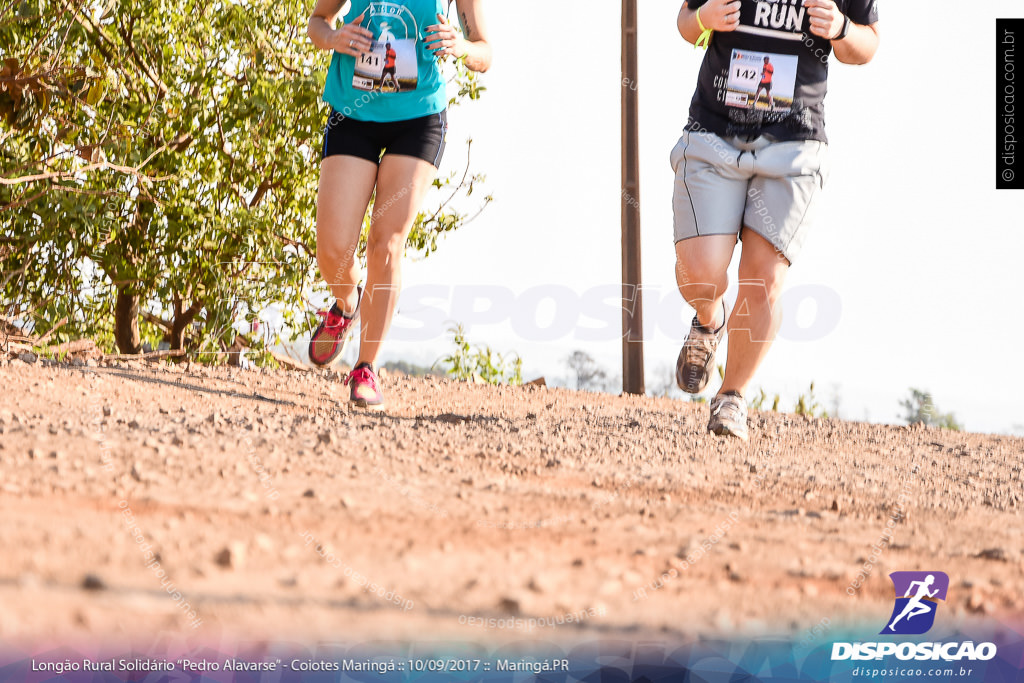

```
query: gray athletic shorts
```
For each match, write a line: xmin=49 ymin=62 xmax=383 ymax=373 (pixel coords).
xmin=670 ymin=130 xmax=830 ymax=263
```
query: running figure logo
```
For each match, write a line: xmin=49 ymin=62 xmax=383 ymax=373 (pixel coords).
xmin=881 ymin=571 xmax=950 ymax=635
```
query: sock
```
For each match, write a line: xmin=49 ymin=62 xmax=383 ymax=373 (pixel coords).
xmin=331 ymin=301 xmax=355 ymax=319
xmin=698 ymin=303 xmax=726 ymax=334
xmin=697 ymin=320 xmax=719 ymax=334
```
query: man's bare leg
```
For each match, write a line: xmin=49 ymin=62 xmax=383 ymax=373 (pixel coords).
xmin=674 ymin=234 xmax=737 ymax=394
xmin=719 ymin=228 xmax=789 ymax=397
xmin=674 ymin=234 xmax=737 ymax=330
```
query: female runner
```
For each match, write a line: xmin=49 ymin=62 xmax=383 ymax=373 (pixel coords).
xmin=306 ymin=0 xmax=492 ymax=409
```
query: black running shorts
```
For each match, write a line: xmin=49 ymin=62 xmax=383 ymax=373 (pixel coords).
xmin=321 ymin=109 xmax=448 ymax=168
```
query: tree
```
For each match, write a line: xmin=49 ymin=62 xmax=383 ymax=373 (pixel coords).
xmin=900 ymin=388 xmax=962 ymax=431
xmin=2 ymin=0 xmax=490 ymax=359
xmin=381 ymin=359 xmax=445 ymax=379
xmin=566 ymin=350 xmax=607 ymax=391
xmin=647 ymin=363 xmax=682 ymax=399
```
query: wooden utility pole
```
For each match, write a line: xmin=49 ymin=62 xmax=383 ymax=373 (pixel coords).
xmin=621 ymin=0 xmax=645 ymax=395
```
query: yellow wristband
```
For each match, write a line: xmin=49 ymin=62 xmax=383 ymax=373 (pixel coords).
xmin=695 ymin=7 xmax=713 ymax=50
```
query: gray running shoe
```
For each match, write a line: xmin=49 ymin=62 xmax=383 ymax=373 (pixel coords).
xmin=676 ymin=302 xmax=727 ymax=394
xmin=708 ymin=391 xmax=749 ymax=441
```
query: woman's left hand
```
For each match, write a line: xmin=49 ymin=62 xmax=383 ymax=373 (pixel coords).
xmin=424 ymin=13 xmax=466 ymax=58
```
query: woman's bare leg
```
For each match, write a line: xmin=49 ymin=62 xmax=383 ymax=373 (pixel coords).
xmin=356 ymin=154 xmax=438 ymax=367
xmin=315 ymin=155 xmax=378 ymax=314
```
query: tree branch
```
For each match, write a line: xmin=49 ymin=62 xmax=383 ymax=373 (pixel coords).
xmin=426 ymin=138 xmax=475 ymax=223
xmin=34 ymin=317 xmax=69 ymax=345
xmin=274 ymin=233 xmax=315 ymax=256
xmin=0 ymin=145 xmax=174 ymax=186
xmin=1 ymin=186 xmax=49 ymax=211
xmin=248 ymin=173 xmax=281 ymax=208
xmin=114 ymin=12 xmax=169 ymax=97
xmin=142 ymin=311 xmax=172 ymax=331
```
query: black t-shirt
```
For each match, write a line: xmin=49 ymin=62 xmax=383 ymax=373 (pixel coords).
xmin=685 ymin=0 xmax=879 ymax=143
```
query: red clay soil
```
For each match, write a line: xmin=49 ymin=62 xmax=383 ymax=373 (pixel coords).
xmin=0 ymin=354 xmax=1021 ymax=647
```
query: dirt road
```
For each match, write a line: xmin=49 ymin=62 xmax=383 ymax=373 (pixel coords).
xmin=1 ymin=354 xmax=1021 ymax=647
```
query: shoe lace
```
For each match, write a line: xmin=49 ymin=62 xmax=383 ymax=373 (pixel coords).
xmin=684 ymin=304 xmax=725 ymax=367
xmin=346 ymin=366 xmax=377 ymax=390
xmin=317 ymin=308 xmax=347 ymax=334
xmin=712 ymin=394 xmax=745 ymax=421
xmin=684 ymin=332 xmax=715 ymax=367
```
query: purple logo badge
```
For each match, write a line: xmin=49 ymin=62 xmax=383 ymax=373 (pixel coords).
xmin=881 ymin=571 xmax=949 ymax=635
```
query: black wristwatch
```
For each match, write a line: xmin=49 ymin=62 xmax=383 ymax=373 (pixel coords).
xmin=833 ymin=14 xmax=851 ymax=41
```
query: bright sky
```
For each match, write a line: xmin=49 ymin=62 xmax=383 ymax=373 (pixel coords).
xmin=365 ymin=0 xmax=1024 ymax=435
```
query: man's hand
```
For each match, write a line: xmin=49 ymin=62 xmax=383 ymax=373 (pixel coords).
xmin=699 ymin=0 xmax=741 ymax=32
xmin=805 ymin=0 xmax=845 ymax=40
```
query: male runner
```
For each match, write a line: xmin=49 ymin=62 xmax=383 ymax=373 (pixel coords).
xmin=380 ymin=42 xmax=400 ymax=92
xmin=672 ymin=0 xmax=880 ymax=440
xmin=754 ymin=55 xmax=775 ymax=110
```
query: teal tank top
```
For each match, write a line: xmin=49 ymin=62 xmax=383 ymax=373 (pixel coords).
xmin=322 ymin=0 xmax=448 ymax=122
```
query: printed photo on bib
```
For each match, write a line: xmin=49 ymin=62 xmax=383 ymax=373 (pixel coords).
xmin=724 ymin=50 xmax=798 ymax=113
xmin=353 ymin=2 xmax=420 ymax=93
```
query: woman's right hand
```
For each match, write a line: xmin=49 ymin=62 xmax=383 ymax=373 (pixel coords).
xmin=698 ymin=0 xmax=741 ymax=32
xmin=330 ymin=12 xmax=374 ymax=56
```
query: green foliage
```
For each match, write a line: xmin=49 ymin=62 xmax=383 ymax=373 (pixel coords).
xmin=794 ymin=381 xmax=828 ymax=418
xmin=435 ymin=324 xmax=521 ymax=386
xmin=32 ymin=346 xmax=69 ymax=363
xmin=1 ymin=1 xmax=489 ymax=360
xmin=3 ymin=0 xmax=321 ymax=355
xmin=450 ymin=58 xmax=486 ymax=103
xmin=749 ymin=388 xmax=780 ymax=412
xmin=900 ymin=388 xmax=962 ymax=431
